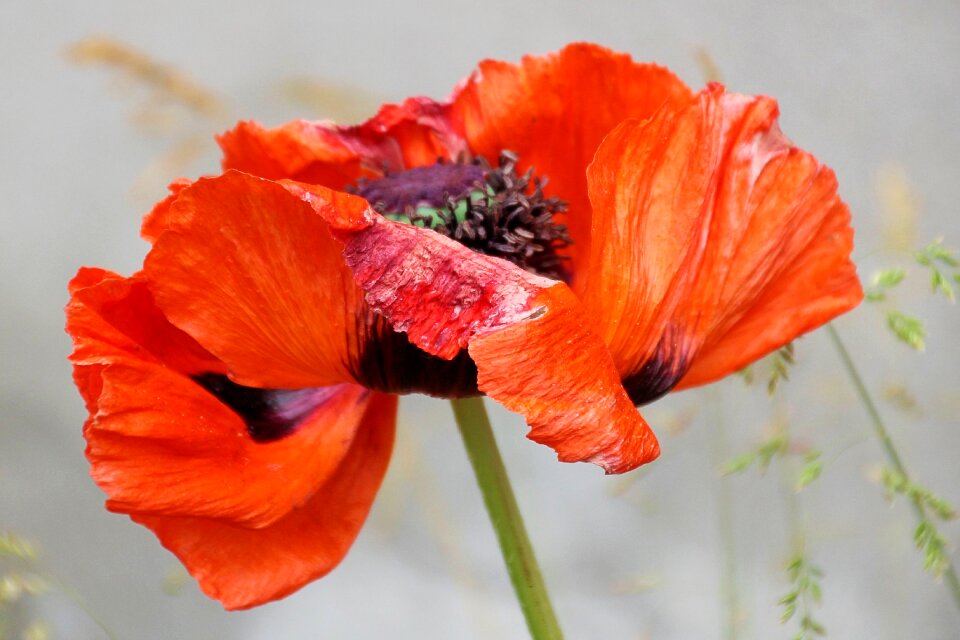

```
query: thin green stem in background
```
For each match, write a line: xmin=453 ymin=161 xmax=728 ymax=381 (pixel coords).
xmin=827 ymin=324 xmax=960 ymax=610
xmin=710 ymin=388 xmax=743 ymax=640
xmin=450 ymin=397 xmax=564 ymax=640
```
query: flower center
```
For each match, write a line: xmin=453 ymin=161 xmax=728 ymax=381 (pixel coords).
xmin=350 ymin=152 xmax=571 ymax=280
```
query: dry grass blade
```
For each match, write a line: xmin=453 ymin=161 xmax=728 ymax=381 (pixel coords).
xmin=694 ymin=46 xmax=724 ymax=83
xmin=876 ymin=163 xmax=920 ymax=253
xmin=66 ymin=36 xmax=227 ymax=120
xmin=281 ymin=77 xmax=387 ymax=123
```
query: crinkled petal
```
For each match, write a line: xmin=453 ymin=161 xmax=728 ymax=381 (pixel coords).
xmin=450 ymin=42 xmax=693 ymax=274
xmin=90 ymin=364 xmax=371 ymax=527
xmin=469 ymin=285 xmax=660 ymax=472
xmin=285 ymin=182 xmax=658 ymax=472
xmin=66 ymin=268 xmax=380 ymax=528
xmin=141 ymin=178 xmax=192 ymax=243
xmin=583 ymin=84 xmax=862 ymax=403
xmin=133 ymin=392 xmax=396 ymax=610
xmin=68 ymin=267 xmax=223 ymax=376
xmin=218 ymin=97 xmax=463 ymax=188
xmin=67 ymin=268 xmax=223 ymax=417
xmin=143 ymin=171 xmax=371 ymax=389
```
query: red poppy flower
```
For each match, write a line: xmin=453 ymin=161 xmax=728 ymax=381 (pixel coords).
xmin=66 ymin=43 xmax=862 ymax=609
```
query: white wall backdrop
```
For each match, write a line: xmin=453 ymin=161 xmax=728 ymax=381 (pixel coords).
xmin=2 ymin=1 xmax=959 ymax=638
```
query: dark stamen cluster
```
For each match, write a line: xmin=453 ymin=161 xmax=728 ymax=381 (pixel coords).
xmin=351 ymin=152 xmax=572 ymax=281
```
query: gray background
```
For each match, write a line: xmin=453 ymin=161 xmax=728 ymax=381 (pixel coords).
xmin=2 ymin=0 xmax=959 ymax=638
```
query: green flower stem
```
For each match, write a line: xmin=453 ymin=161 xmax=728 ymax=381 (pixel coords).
xmin=827 ymin=324 xmax=960 ymax=610
xmin=450 ymin=397 xmax=564 ymax=640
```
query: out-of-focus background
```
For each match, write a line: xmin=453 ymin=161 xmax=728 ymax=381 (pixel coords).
xmin=2 ymin=1 xmax=959 ymax=638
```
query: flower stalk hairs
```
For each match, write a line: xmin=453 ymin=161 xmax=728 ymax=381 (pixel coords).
xmin=66 ymin=43 xmax=861 ymax=633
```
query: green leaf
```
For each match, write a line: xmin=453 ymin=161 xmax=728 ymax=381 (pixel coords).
xmin=767 ymin=343 xmax=796 ymax=395
xmin=865 ymin=268 xmax=906 ymax=303
xmin=786 ymin=555 xmax=803 ymax=574
xmin=928 ymin=498 xmax=957 ymax=521
xmin=779 ymin=552 xmax=826 ymax=638
xmin=913 ymin=238 xmax=958 ymax=267
xmin=886 ymin=311 xmax=926 ymax=350
xmin=810 ymin=581 xmax=823 ymax=603
xmin=757 ymin=432 xmax=789 ymax=471
xmin=911 ymin=236 xmax=960 ymax=304
xmin=780 ymin=601 xmax=798 ymax=623
xmin=914 ymin=521 xmax=950 ymax=577
xmin=726 ymin=430 xmax=792 ymax=478
xmin=880 ymin=468 xmax=956 ymax=520
xmin=931 ymin=269 xmax=956 ymax=301
xmin=926 ymin=239 xmax=959 ymax=267
xmin=802 ymin=615 xmax=827 ymax=635
xmin=872 ymin=267 xmax=907 ymax=288
xmin=722 ymin=451 xmax=756 ymax=475
xmin=881 ymin=467 xmax=908 ymax=498
xmin=796 ymin=452 xmax=823 ymax=491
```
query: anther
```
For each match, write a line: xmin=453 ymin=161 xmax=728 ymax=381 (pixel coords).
xmin=348 ymin=152 xmax=572 ymax=281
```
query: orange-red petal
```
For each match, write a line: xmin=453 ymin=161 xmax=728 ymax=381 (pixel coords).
xmin=90 ymin=364 xmax=371 ymax=527
xmin=469 ymin=285 xmax=659 ymax=473
xmin=286 ymin=182 xmax=658 ymax=472
xmin=450 ymin=42 xmax=693 ymax=274
xmin=132 ymin=392 xmax=396 ymax=610
xmin=67 ymin=267 xmax=380 ymax=528
xmin=143 ymin=171 xmax=371 ymax=389
xmin=583 ymin=85 xmax=862 ymax=401
xmin=140 ymin=178 xmax=192 ymax=243
xmin=217 ymin=97 xmax=463 ymax=188
xmin=68 ymin=267 xmax=223 ymax=377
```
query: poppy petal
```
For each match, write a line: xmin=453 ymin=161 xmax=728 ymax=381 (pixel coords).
xmin=468 ymin=285 xmax=660 ymax=473
xmin=131 ymin=392 xmax=396 ymax=610
xmin=285 ymin=183 xmax=659 ymax=473
xmin=675 ymin=179 xmax=861 ymax=386
xmin=450 ymin=42 xmax=693 ymax=273
xmin=91 ymin=365 xmax=370 ymax=527
xmin=67 ymin=267 xmax=223 ymax=377
xmin=218 ymin=97 xmax=462 ymax=188
xmin=67 ymin=267 xmax=376 ymax=528
xmin=67 ymin=268 xmax=225 ymax=418
xmin=583 ymin=85 xmax=862 ymax=402
xmin=143 ymin=171 xmax=371 ymax=389
xmin=140 ymin=178 xmax=191 ymax=243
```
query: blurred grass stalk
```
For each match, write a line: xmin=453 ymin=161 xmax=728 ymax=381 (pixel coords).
xmin=826 ymin=324 xmax=960 ymax=610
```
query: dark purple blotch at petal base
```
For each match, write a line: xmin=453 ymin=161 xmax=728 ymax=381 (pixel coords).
xmin=620 ymin=326 xmax=693 ymax=406
xmin=353 ymin=316 xmax=480 ymax=397
xmin=353 ymin=163 xmax=485 ymax=212
xmin=193 ymin=373 xmax=341 ymax=442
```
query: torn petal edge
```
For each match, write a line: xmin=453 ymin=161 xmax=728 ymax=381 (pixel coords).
xmin=285 ymin=181 xmax=659 ymax=472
